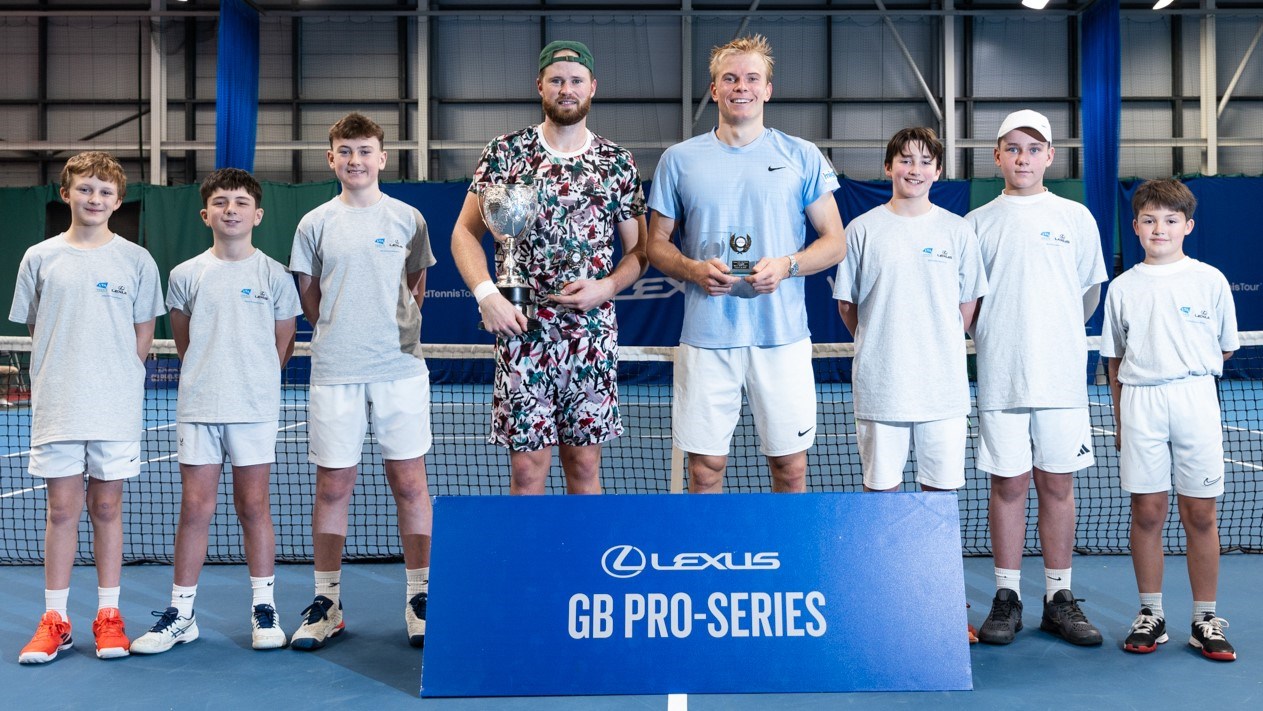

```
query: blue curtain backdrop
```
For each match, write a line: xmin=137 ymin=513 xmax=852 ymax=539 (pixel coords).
xmin=1081 ymin=0 xmax=1121 ymax=337
xmin=215 ymin=0 xmax=260 ymax=171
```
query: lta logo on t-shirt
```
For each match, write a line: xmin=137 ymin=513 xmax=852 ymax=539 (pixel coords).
xmin=374 ymin=236 xmax=405 ymax=252
xmin=1179 ymin=305 xmax=1211 ymax=323
xmin=96 ymin=280 xmax=127 ymax=299
xmin=239 ymin=288 xmax=271 ymax=304
xmin=1040 ymin=231 xmax=1070 ymax=246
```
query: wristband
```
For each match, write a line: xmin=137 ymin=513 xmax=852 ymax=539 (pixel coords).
xmin=473 ymin=280 xmax=499 ymax=304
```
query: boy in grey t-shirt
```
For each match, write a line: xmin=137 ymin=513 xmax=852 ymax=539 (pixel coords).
xmin=131 ymin=169 xmax=301 ymax=656
xmin=10 ymin=152 xmax=164 ymax=664
xmin=289 ymin=112 xmax=437 ymax=651
xmin=967 ymin=110 xmax=1108 ymax=647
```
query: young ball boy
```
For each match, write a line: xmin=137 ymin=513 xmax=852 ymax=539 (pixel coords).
xmin=1103 ymin=179 xmax=1238 ymax=662
xmin=289 ymin=112 xmax=437 ymax=650
xmin=10 ymin=151 xmax=165 ymax=663
xmin=130 ymin=168 xmax=300 ymax=654
xmin=833 ymin=128 xmax=987 ymax=643
xmin=967 ymin=110 xmax=1109 ymax=647
xmin=834 ymin=127 xmax=987 ymax=494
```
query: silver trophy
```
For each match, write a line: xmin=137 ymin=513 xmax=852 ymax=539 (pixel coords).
xmin=480 ymin=184 xmax=542 ymax=331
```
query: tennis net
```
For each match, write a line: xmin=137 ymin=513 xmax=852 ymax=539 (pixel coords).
xmin=2 ymin=334 xmax=1261 ymax=564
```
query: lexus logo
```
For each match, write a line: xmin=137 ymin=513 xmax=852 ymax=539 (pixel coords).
xmin=601 ymin=545 xmax=647 ymax=578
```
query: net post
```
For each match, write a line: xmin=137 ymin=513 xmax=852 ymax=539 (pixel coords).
xmin=669 ymin=446 xmax=685 ymax=494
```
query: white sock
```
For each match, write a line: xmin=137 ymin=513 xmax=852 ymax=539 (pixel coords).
xmin=45 ymin=588 xmax=70 ymax=621
xmin=171 ymin=584 xmax=197 ymax=618
xmin=98 ymin=586 xmax=121 ymax=611
xmin=1139 ymin=592 xmax=1164 ymax=619
xmin=995 ymin=567 xmax=1021 ymax=600
xmin=250 ymin=575 xmax=276 ymax=607
xmin=406 ymin=567 xmax=429 ymax=599
xmin=315 ymin=570 xmax=341 ymax=604
xmin=1193 ymin=600 xmax=1216 ymax=624
xmin=1045 ymin=568 xmax=1071 ymax=602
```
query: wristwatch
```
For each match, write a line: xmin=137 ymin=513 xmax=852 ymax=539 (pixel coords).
xmin=787 ymin=254 xmax=800 ymax=278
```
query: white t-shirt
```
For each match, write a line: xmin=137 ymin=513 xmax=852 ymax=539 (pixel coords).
xmin=8 ymin=234 xmax=165 ymax=445
xmin=966 ymin=191 xmax=1109 ymax=410
xmin=166 ymin=249 xmax=303 ymax=423
xmin=290 ymin=194 xmax=436 ymax=386
xmin=833 ymin=204 xmax=988 ymax=421
xmin=1101 ymin=257 xmax=1238 ymax=386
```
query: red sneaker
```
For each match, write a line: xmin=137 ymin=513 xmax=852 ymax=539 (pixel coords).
xmin=19 ymin=611 xmax=73 ymax=664
xmin=92 ymin=607 xmax=131 ymax=659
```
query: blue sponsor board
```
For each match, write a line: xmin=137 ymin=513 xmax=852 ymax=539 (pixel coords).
xmin=422 ymin=493 xmax=971 ymax=697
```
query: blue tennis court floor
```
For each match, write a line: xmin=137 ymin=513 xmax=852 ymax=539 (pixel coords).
xmin=1 ymin=554 xmax=1259 ymax=709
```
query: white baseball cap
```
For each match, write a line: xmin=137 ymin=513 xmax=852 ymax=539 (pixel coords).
xmin=996 ymin=109 xmax=1052 ymax=144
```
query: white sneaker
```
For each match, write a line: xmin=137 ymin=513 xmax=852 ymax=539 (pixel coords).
xmin=131 ymin=607 xmax=198 ymax=654
xmin=406 ymin=592 xmax=427 ymax=648
xmin=251 ymin=604 xmax=288 ymax=650
xmin=290 ymin=595 xmax=343 ymax=651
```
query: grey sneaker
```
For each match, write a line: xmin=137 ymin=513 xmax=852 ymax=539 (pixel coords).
xmin=1040 ymin=589 xmax=1103 ymax=646
xmin=978 ymin=588 xmax=1024 ymax=645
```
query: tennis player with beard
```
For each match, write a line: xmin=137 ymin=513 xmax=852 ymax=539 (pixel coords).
xmin=451 ymin=41 xmax=647 ymax=495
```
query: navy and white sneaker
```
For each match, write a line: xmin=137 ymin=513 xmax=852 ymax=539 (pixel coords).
xmin=251 ymin=604 xmax=288 ymax=650
xmin=131 ymin=607 xmax=199 ymax=654
xmin=406 ymin=592 xmax=427 ymax=648
xmin=290 ymin=596 xmax=343 ymax=651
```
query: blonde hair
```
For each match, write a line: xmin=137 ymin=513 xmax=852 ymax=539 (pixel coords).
xmin=709 ymin=34 xmax=774 ymax=82
xmin=59 ymin=151 xmax=127 ymax=198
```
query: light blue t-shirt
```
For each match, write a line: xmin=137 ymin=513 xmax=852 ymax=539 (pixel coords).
xmin=648 ymin=128 xmax=840 ymax=348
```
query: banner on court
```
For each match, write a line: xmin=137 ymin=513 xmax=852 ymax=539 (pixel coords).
xmin=422 ymin=493 xmax=972 ymax=697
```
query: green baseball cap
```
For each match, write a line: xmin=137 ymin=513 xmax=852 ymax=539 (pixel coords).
xmin=539 ymin=40 xmax=594 ymax=75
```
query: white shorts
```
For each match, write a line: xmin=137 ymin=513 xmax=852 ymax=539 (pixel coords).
xmin=977 ymin=407 xmax=1093 ymax=477
xmin=856 ymin=417 xmax=967 ymax=490
xmin=673 ymin=339 xmax=816 ymax=457
xmin=177 ymin=422 xmax=278 ymax=467
xmin=1120 ymin=377 xmax=1224 ymax=498
xmin=308 ymin=373 xmax=432 ymax=468
xmin=28 ymin=440 xmax=141 ymax=481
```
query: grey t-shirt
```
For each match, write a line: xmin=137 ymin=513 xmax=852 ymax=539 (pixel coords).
xmin=290 ymin=195 xmax=437 ymax=385
xmin=8 ymin=234 xmax=165 ymax=445
xmin=833 ymin=204 xmax=988 ymax=421
xmin=167 ymin=249 xmax=302 ymax=423
xmin=1101 ymin=258 xmax=1238 ymax=386
xmin=966 ymin=191 xmax=1108 ymax=410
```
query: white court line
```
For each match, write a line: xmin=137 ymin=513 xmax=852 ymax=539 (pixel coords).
xmin=1 ymin=450 xmax=180 ymax=499
xmin=1227 ymin=458 xmax=1263 ymax=472
xmin=2 ymin=420 xmax=177 ymax=460
xmin=1225 ymin=425 xmax=1263 ymax=436
xmin=667 ymin=693 xmax=687 ymax=711
xmin=0 ymin=483 xmax=44 ymax=499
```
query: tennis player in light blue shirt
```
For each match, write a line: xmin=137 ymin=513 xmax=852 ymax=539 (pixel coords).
xmin=647 ymin=34 xmax=845 ymax=494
